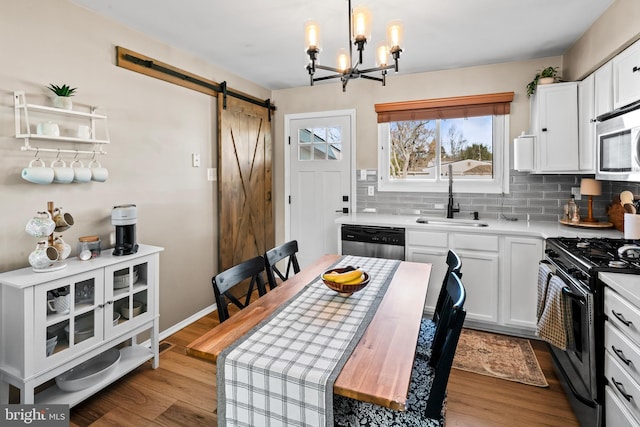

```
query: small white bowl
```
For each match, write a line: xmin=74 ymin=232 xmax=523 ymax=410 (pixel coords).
xmin=121 ymin=301 xmax=142 ymax=319
xmin=113 ymin=311 xmax=121 ymax=326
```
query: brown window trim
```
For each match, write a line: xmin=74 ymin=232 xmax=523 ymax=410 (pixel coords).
xmin=375 ymin=92 xmax=514 ymax=123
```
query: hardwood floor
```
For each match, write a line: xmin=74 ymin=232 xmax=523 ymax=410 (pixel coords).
xmin=70 ymin=312 xmax=579 ymax=426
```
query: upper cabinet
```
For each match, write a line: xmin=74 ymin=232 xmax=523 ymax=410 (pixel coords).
xmin=595 ymin=61 xmax=614 ymax=117
xmin=529 ymin=82 xmax=579 ymax=173
xmin=578 ymin=74 xmax=595 ymax=172
xmin=613 ymin=39 xmax=640 ymax=110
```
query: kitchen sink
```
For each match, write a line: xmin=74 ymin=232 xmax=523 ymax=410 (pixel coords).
xmin=416 ymin=217 xmax=489 ymax=227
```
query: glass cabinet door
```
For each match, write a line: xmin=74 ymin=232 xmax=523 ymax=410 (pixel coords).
xmin=104 ymin=255 xmax=155 ymax=339
xmin=34 ymin=270 xmax=104 ymax=371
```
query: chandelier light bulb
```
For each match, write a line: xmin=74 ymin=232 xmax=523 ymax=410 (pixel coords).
xmin=352 ymin=5 xmax=371 ymax=42
xmin=304 ymin=20 xmax=321 ymax=51
xmin=375 ymin=42 xmax=389 ymax=67
xmin=387 ymin=20 xmax=403 ymax=50
xmin=337 ymin=49 xmax=350 ymax=72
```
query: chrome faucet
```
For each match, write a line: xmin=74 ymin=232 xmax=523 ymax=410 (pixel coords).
xmin=446 ymin=164 xmax=460 ymax=219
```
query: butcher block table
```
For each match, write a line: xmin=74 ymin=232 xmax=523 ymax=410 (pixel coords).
xmin=186 ymin=254 xmax=431 ymax=411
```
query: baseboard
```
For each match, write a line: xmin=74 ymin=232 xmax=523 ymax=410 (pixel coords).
xmin=159 ymin=303 xmax=217 ymax=341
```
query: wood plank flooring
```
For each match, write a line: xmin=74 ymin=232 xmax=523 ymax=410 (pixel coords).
xmin=70 ymin=312 xmax=579 ymax=426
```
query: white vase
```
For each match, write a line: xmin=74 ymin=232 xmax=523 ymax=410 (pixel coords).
xmin=53 ymin=96 xmax=73 ymax=110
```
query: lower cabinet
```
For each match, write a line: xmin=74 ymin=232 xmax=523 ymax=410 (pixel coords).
xmin=604 ymin=277 xmax=640 ymax=425
xmin=502 ymin=236 xmax=543 ymax=331
xmin=407 ymin=230 xmax=542 ymax=336
xmin=0 ymin=244 xmax=163 ymax=407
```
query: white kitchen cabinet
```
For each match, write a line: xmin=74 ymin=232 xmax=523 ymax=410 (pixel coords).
xmin=501 ymin=237 xmax=543 ymax=331
xmin=406 ymin=228 xmax=539 ymax=336
xmin=595 ymin=61 xmax=614 ymax=118
xmin=529 ymin=82 xmax=579 ymax=173
xmin=603 ymin=273 xmax=640 ymax=425
xmin=578 ymin=74 xmax=596 ymax=172
xmin=0 ymin=245 xmax=162 ymax=407
xmin=406 ymin=230 xmax=449 ymax=313
xmin=613 ymin=39 xmax=640 ymax=110
xmin=407 ymin=230 xmax=500 ymax=327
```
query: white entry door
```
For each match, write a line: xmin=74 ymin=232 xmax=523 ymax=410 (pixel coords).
xmin=287 ymin=110 xmax=354 ymax=268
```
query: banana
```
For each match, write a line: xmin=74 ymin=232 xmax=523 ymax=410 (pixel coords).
xmin=342 ymin=274 xmax=365 ymax=285
xmin=323 ymin=268 xmax=363 ymax=283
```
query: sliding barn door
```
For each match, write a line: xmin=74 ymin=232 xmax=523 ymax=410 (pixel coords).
xmin=218 ymin=96 xmax=273 ymax=270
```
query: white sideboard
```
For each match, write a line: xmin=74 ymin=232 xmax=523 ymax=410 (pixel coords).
xmin=0 ymin=244 xmax=163 ymax=407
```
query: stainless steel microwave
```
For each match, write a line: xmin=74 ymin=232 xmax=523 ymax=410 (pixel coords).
xmin=596 ymin=106 xmax=640 ymax=182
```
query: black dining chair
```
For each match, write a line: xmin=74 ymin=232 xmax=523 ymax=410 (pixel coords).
xmin=334 ymin=271 xmax=467 ymax=427
xmin=264 ymin=240 xmax=300 ymax=291
xmin=417 ymin=250 xmax=462 ymax=358
xmin=211 ymin=256 xmax=268 ymax=323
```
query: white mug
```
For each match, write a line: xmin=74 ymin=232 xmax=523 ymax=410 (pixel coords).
xmin=50 ymin=159 xmax=74 ymax=184
xmin=47 ymin=294 xmax=70 ymax=314
xmin=22 ymin=158 xmax=54 ymax=184
xmin=77 ymin=125 xmax=92 ymax=139
xmin=36 ymin=121 xmax=60 ymax=137
xmin=89 ymin=159 xmax=108 ymax=182
xmin=25 ymin=211 xmax=56 ymax=238
xmin=71 ymin=159 xmax=92 ymax=183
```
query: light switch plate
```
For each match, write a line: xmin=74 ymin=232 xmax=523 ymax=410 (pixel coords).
xmin=192 ymin=153 xmax=201 ymax=167
xmin=367 ymin=186 xmax=375 ymax=196
xmin=360 ymin=170 xmax=367 ymax=181
xmin=207 ymin=168 xmax=216 ymax=181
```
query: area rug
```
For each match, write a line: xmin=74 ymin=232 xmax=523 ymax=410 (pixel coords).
xmin=452 ymin=328 xmax=548 ymax=387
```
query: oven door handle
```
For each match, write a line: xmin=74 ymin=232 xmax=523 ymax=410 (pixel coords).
xmin=562 ymin=287 xmax=586 ymax=304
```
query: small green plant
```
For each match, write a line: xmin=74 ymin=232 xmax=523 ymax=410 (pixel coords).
xmin=47 ymin=84 xmax=77 ymax=97
xmin=526 ymin=66 xmax=559 ymax=97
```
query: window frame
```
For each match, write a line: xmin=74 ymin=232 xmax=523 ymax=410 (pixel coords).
xmin=375 ymin=92 xmax=513 ymax=194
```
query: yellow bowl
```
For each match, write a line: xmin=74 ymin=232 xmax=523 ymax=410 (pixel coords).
xmin=321 ymin=268 xmax=370 ymax=297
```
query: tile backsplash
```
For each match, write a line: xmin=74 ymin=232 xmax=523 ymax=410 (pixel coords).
xmin=356 ymin=170 xmax=640 ymax=223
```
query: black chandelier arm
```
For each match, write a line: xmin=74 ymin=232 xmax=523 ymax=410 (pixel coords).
xmin=313 ymin=74 xmax=346 ymax=83
xmin=315 ymin=64 xmax=347 ymax=74
xmin=357 ymin=64 xmax=395 ymax=75
xmin=359 ymin=74 xmax=384 ymax=82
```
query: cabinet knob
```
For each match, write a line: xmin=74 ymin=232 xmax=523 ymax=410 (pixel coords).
xmin=98 ymin=303 xmax=105 ymax=308
xmin=541 ymin=128 xmax=548 ymax=132
xmin=633 ymin=66 xmax=640 ymax=73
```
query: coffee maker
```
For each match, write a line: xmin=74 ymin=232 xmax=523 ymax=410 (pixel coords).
xmin=112 ymin=204 xmax=139 ymax=256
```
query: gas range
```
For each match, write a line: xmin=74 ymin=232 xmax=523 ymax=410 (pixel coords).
xmin=545 ymin=238 xmax=640 ymax=290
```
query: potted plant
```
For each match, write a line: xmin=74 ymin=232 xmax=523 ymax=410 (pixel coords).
xmin=526 ymin=67 xmax=559 ymax=97
xmin=47 ymin=84 xmax=77 ymax=110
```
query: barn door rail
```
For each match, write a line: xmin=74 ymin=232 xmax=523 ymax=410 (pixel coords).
xmin=116 ymin=46 xmax=276 ymax=120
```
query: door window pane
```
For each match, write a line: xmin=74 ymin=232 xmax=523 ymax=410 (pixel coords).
xmin=298 ymin=127 xmax=343 ymax=161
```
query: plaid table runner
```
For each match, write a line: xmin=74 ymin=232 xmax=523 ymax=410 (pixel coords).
xmin=217 ymin=255 xmax=400 ymax=427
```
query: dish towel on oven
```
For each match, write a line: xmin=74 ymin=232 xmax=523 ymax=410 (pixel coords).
xmin=536 ymin=268 xmax=574 ymax=350
xmin=217 ymin=255 xmax=400 ymax=427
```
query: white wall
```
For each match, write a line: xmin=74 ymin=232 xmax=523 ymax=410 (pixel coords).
xmin=0 ymin=0 xmax=270 ymax=330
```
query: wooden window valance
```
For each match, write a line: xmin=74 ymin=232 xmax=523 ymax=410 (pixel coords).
xmin=375 ymin=92 xmax=514 ymax=123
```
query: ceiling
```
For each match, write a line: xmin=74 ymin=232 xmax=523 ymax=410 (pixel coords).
xmin=68 ymin=0 xmax=614 ymax=90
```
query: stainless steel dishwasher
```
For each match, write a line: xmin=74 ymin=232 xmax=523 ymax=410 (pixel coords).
xmin=341 ymin=224 xmax=406 ymax=260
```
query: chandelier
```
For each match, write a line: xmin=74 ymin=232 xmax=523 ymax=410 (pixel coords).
xmin=304 ymin=0 xmax=404 ymax=91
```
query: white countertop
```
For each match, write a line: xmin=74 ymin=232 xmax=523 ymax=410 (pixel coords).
xmin=336 ymin=213 xmax=624 ymax=239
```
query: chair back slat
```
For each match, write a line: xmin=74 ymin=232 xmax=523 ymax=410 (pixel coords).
xmin=430 ymin=271 xmax=466 ymax=368
xmin=432 ymin=250 xmax=462 ymax=324
xmin=264 ymin=240 xmax=300 ymax=290
xmin=212 ymin=255 xmax=267 ymax=323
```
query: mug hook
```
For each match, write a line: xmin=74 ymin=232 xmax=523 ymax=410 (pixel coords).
xmin=56 ymin=148 xmax=62 ymax=159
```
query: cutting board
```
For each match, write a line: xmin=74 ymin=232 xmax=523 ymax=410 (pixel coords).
xmin=559 ymin=219 xmax=614 ymax=228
